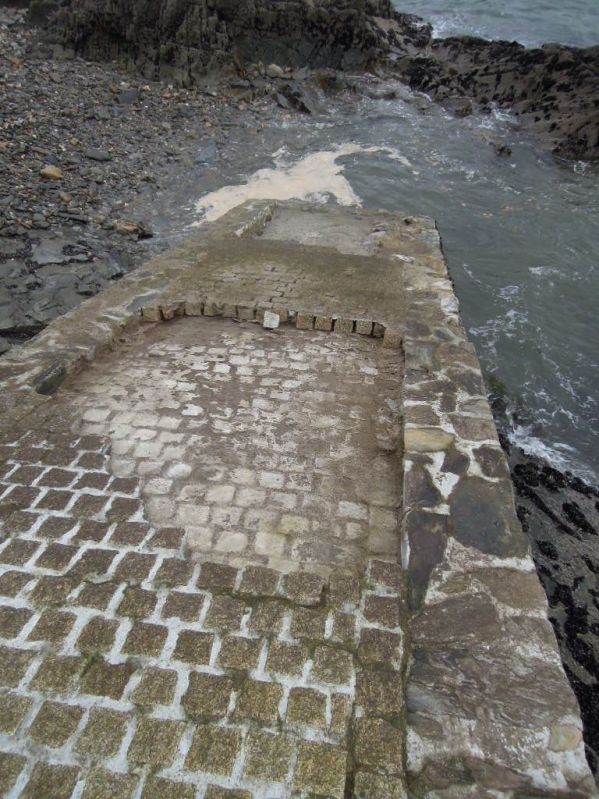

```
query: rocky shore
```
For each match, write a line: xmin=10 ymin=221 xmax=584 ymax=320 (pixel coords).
xmin=0 ymin=4 xmax=277 ymax=348
xmin=510 ymin=445 xmax=599 ymax=775
xmin=36 ymin=0 xmax=599 ymax=160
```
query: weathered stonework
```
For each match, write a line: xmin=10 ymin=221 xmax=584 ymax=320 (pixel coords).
xmin=0 ymin=201 xmax=595 ymax=798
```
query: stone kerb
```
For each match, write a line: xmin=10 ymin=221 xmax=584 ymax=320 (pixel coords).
xmin=395 ymin=222 xmax=597 ymax=797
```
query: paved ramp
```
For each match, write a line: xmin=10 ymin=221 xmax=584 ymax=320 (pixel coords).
xmin=0 ymin=202 xmax=595 ymax=799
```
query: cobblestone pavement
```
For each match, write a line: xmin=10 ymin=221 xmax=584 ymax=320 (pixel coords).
xmin=0 ymin=316 xmax=407 ymax=798
xmin=60 ymin=317 xmax=403 ymax=575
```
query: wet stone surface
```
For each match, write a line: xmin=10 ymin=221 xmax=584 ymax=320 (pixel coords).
xmin=0 ymin=202 xmax=595 ymax=797
xmin=56 ymin=316 xmax=403 ymax=575
xmin=0 ymin=311 xmax=406 ymax=798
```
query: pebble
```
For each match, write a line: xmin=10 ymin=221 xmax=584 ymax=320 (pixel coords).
xmin=40 ymin=164 xmax=62 ymax=180
xmin=83 ymin=147 xmax=112 ymax=162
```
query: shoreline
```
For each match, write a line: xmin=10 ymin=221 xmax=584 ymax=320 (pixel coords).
xmin=2 ymin=1 xmax=599 ymax=780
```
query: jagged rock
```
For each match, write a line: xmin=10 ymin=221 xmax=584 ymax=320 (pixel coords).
xmin=44 ymin=0 xmax=425 ymax=81
xmin=266 ymin=63 xmax=285 ymax=79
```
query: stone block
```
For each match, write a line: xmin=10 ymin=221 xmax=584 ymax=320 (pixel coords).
xmin=266 ymin=640 xmax=308 ymax=677
xmin=290 ymin=607 xmax=327 ymax=640
xmin=311 ymin=646 xmax=354 ymax=686
xmin=173 ymin=630 xmax=214 ymax=664
xmin=185 ymin=725 xmax=241 ymax=776
xmin=281 ymin=571 xmax=325 ymax=606
xmin=132 ymin=667 xmax=177 ymax=706
xmin=123 ymin=622 xmax=168 ymax=657
xmin=128 ymin=717 xmax=185 ymax=767
xmin=112 ymin=551 xmax=155 ymax=581
xmin=296 ymin=312 xmax=314 ymax=330
xmin=141 ymin=306 xmax=161 ymax=322
xmin=155 ymin=557 xmax=194 ymax=587
xmin=77 ymin=616 xmax=118 ymax=653
xmin=81 ymin=770 xmax=138 ymax=799
xmin=0 ymin=605 xmax=33 ymax=637
xmin=21 ymin=763 xmax=80 ymax=799
xmin=204 ymin=595 xmax=246 ymax=630
xmin=75 ymin=708 xmax=130 ymax=758
xmin=184 ymin=301 xmax=203 ymax=316
xmin=355 ymin=319 xmax=373 ymax=335
xmin=204 ymin=787 xmax=252 ymax=799
xmin=73 ymin=581 xmax=119 ymax=615
xmin=369 ymin=560 xmax=402 ymax=591
xmin=30 ymin=655 xmax=83 ymax=693
xmin=160 ymin=303 xmax=184 ymax=320
xmin=29 ymin=701 xmax=84 ymax=748
xmin=183 ymin=673 xmax=233 ymax=721
xmin=243 ymin=730 xmax=293 ymax=782
xmin=383 ymin=328 xmax=402 ymax=349
xmin=328 ymin=570 xmax=361 ymax=607
xmin=218 ymin=636 xmax=262 ymax=671
xmin=404 ymin=427 xmax=454 ymax=453
xmin=315 ymin=315 xmax=333 ymax=331
xmin=249 ymin=600 xmax=286 ymax=637
xmin=293 ymin=741 xmax=347 ymax=799
xmin=197 ymin=561 xmax=238 ymax=591
xmin=30 ymin=575 xmax=74 ymax=607
xmin=238 ymin=565 xmax=280 ymax=597
xmin=330 ymin=612 xmax=356 ymax=648
xmin=234 ymin=679 xmax=283 ymax=725
xmin=0 ymin=752 xmax=26 ymax=796
xmin=357 ymin=669 xmax=403 ymax=717
xmin=118 ymin=587 xmax=158 ymax=618
xmin=354 ymin=772 xmax=407 ymax=799
xmin=0 ymin=693 xmax=32 ymax=734
xmin=286 ymin=687 xmax=327 ymax=728
xmin=373 ymin=323 xmax=385 ymax=338
xmin=237 ymin=305 xmax=256 ymax=321
xmin=141 ymin=777 xmax=195 ymax=799
xmin=334 ymin=318 xmax=354 ymax=334
xmin=330 ymin=693 xmax=353 ymax=738
xmin=263 ymin=311 xmax=280 ymax=329
xmin=358 ymin=628 xmax=402 ymax=668
xmin=0 ymin=646 xmax=34 ymax=687
xmin=0 ymin=539 xmax=38 ymax=566
xmin=203 ymin=301 xmax=223 ymax=317
xmin=162 ymin=591 xmax=204 ymax=621
xmin=80 ymin=658 xmax=135 ymax=699
xmin=0 ymin=570 xmax=32 ymax=597
xmin=354 ymin=718 xmax=403 ymax=774
xmin=363 ymin=594 xmax=401 ymax=629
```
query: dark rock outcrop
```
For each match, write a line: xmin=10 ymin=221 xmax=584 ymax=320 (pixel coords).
xmin=44 ymin=0 xmax=428 ymax=82
xmin=35 ymin=0 xmax=599 ymax=159
xmin=393 ymin=37 xmax=599 ymax=160
xmin=511 ymin=451 xmax=599 ymax=777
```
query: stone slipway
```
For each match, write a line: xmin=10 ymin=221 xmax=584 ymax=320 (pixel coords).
xmin=0 ymin=201 xmax=595 ymax=798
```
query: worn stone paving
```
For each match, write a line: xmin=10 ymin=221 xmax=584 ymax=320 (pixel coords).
xmin=0 ymin=315 xmax=407 ymax=798
xmin=0 ymin=201 xmax=596 ymax=799
xmin=60 ymin=317 xmax=403 ymax=575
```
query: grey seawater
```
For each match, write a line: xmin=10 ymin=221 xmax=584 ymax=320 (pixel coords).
xmin=392 ymin=0 xmax=599 ymax=48
xmin=145 ymin=89 xmax=599 ymax=484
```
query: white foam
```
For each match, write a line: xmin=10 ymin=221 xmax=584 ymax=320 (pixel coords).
xmin=192 ymin=143 xmax=411 ymax=224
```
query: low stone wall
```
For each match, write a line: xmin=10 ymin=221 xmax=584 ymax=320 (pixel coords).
xmin=399 ymin=225 xmax=596 ymax=797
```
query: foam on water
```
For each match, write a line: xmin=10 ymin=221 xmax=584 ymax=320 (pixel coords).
xmin=193 ymin=144 xmax=410 ymax=223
